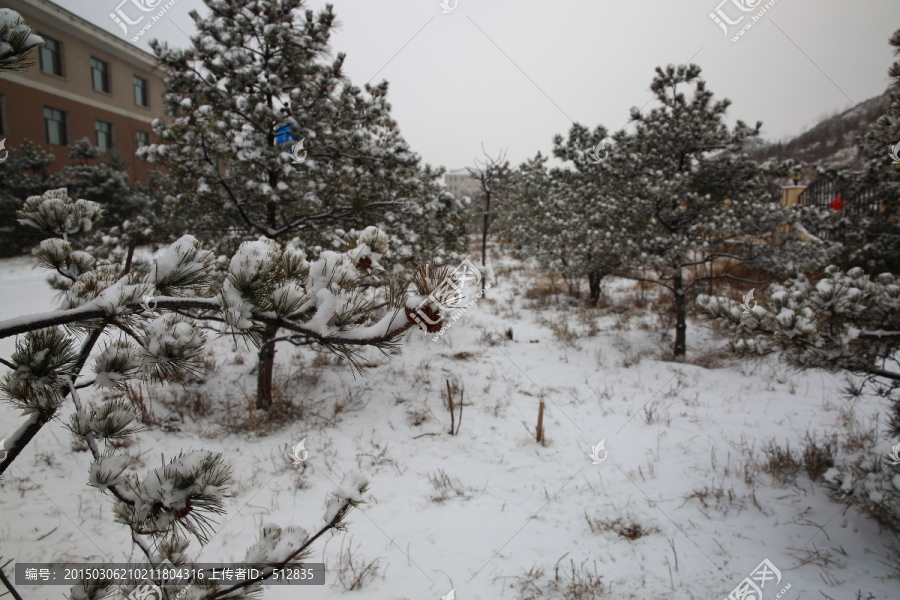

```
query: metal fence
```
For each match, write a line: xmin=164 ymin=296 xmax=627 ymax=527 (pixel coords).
xmin=798 ymin=179 xmax=881 ymax=240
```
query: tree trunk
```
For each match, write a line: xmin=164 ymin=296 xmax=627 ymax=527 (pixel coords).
xmin=256 ymin=323 xmax=279 ymax=410
xmin=481 ymin=190 xmax=491 ymax=293
xmin=588 ymin=270 xmax=603 ymax=305
xmin=673 ymin=271 xmax=687 ymax=358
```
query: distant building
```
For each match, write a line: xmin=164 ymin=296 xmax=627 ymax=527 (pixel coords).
xmin=0 ymin=0 xmax=166 ymax=183
xmin=444 ymin=168 xmax=482 ymax=198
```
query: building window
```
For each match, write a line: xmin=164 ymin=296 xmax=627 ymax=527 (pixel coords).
xmin=134 ymin=75 xmax=148 ymax=107
xmin=39 ymin=35 xmax=63 ymax=76
xmin=136 ymin=131 xmax=150 ymax=148
xmin=44 ymin=107 xmax=67 ymax=145
xmin=95 ymin=120 xmax=113 ymax=152
xmin=91 ymin=57 xmax=110 ymax=93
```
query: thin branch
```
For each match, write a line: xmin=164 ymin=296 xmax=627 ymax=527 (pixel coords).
xmin=0 ymin=298 xmax=218 ymax=339
xmin=864 ymin=367 xmax=900 ymax=382
xmin=0 ymin=299 xmax=416 ymax=349
xmin=616 ymin=273 xmax=675 ymax=292
xmin=131 ymin=532 xmax=155 ymax=563
xmin=0 ymin=562 xmax=23 ymax=600
xmin=211 ymin=495 xmax=359 ymax=598
xmin=67 ymin=380 xmax=135 ymax=506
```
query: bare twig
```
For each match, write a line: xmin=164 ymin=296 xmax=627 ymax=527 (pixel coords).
xmin=0 ymin=559 xmax=23 ymax=600
xmin=211 ymin=494 xmax=361 ymax=598
xmin=447 ymin=379 xmax=455 ymax=435
xmin=457 ymin=385 xmax=463 ymax=436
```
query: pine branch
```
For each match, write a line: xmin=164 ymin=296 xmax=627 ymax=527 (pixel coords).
xmin=0 ymin=326 xmax=103 ymax=477
xmin=268 ymin=201 xmax=404 ymax=238
xmin=0 ymin=298 xmax=217 ymax=339
xmin=67 ymin=380 xmax=137 ymax=507
xmin=865 ymin=367 xmax=900 ymax=382
xmin=131 ymin=531 xmax=154 ymax=563
xmin=0 ymin=299 xmax=415 ymax=348
xmin=615 ymin=274 xmax=675 ymax=292
xmin=210 ymin=495 xmax=359 ymax=599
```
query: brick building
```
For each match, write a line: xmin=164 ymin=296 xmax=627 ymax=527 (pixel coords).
xmin=0 ymin=0 xmax=166 ymax=183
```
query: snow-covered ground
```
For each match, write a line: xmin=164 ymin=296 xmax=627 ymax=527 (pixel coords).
xmin=1 ymin=253 xmax=898 ymax=599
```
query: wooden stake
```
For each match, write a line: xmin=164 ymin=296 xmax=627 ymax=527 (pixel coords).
xmin=447 ymin=379 xmax=455 ymax=435
xmin=457 ymin=385 xmax=463 ymax=436
xmin=536 ymin=399 xmax=545 ymax=444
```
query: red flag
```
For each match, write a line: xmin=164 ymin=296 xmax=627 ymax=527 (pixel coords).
xmin=829 ymin=194 xmax=844 ymax=211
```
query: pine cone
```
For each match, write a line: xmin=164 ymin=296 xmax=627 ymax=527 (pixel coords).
xmin=171 ymin=499 xmax=193 ymax=519
xmin=404 ymin=305 xmax=442 ymax=333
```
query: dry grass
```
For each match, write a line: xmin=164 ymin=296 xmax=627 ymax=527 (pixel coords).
xmin=682 ymin=486 xmax=736 ymax=509
xmin=802 ymin=433 xmax=837 ymax=481
xmin=686 ymin=344 xmax=733 ymax=370
xmin=585 ymin=513 xmax=659 ymax=540
xmin=428 ymin=469 xmax=473 ymax=503
xmin=522 ymin=273 xmax=569 ymax=308
xmin=335 ymin=537 xmax=382 ymax=591
xmin=406 ymin=403 xmax=431 ymax=427
xmin=762 ymin=441 xmax=802 ymax=485
xmin=504 ymin=557 xmax=608 ymax=600
xmin=214 ymin=363 xmax=367 ymax=435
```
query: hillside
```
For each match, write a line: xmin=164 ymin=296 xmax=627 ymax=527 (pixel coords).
xmin=749 ymin=86 xmax=894 ymax=167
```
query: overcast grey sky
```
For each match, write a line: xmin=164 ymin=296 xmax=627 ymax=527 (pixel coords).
xmin=62 ymin=0 xmax=900 ymax=170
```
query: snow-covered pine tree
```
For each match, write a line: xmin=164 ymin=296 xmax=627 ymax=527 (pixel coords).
xmin=0 ymin=8 xmax=43 ymax=72
xmin=800 ymin=28 xmax=900 ymax=272
xmin=0 ymin=188 xmax=445 ymax=599
xmin=53 ymin=139 xmax=136 ymax=227
xmin=697 ymin=267 xmax=900 ymax=531
xmin=496 ymin=144 xmax=630 ymax=304
xmin=602 ymin=64 xmax=821 ymax=357
xmin=0 ymin=139 xmax=164 ymax=259
xmin=547 ymin=124 xmax=638 ymax=303
xmin=139 ymin=0 xmax=468 ymax=408
xmin=0 ymin=141 xmax=55 ymax=256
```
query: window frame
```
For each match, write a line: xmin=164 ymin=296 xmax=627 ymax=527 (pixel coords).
xmin=91 ymin=57 xmax=111 ymax=93
xmin=95 ymin=120 xmax=113 ymax=153
xmin=38 ymin=34 xmax=63 ymax=77
xmin=135 ymin=130 xmax=150 ymax=149
xmin=133 ymin=75 xmax=149 ymax=107
xmin=44 ymin=106 xmax=68 ymax=146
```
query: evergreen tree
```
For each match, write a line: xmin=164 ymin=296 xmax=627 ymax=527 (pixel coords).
xmin=498 ymin=143 xmax=631 ymax=305
xmin=0 ymin=187 xmax=444 ymax=599
xmin=548 ymin=124 xmax=636 ymax=304
xmin=0 ymin=141 xmax=55 ymax=256
xmin=698 ymin=266 xmax=900 ymax=531
xmin=803 ymin=28 xmax=900 ymax=273
xmin=139 ymin=0 xmax=467 ymax=408
xmin=0 ymin=139 xmax=160 ymax=258
xmin=604 ymin=64 xmax=818 ymax=357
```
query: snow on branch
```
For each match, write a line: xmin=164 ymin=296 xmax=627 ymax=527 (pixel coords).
xmin=0 ymin=187 xmax=426 ymax=573
xmin=0 ymin=8 xmax=43 ymax=72
xmin=698 ymin=265 xmax=900 ymax=380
